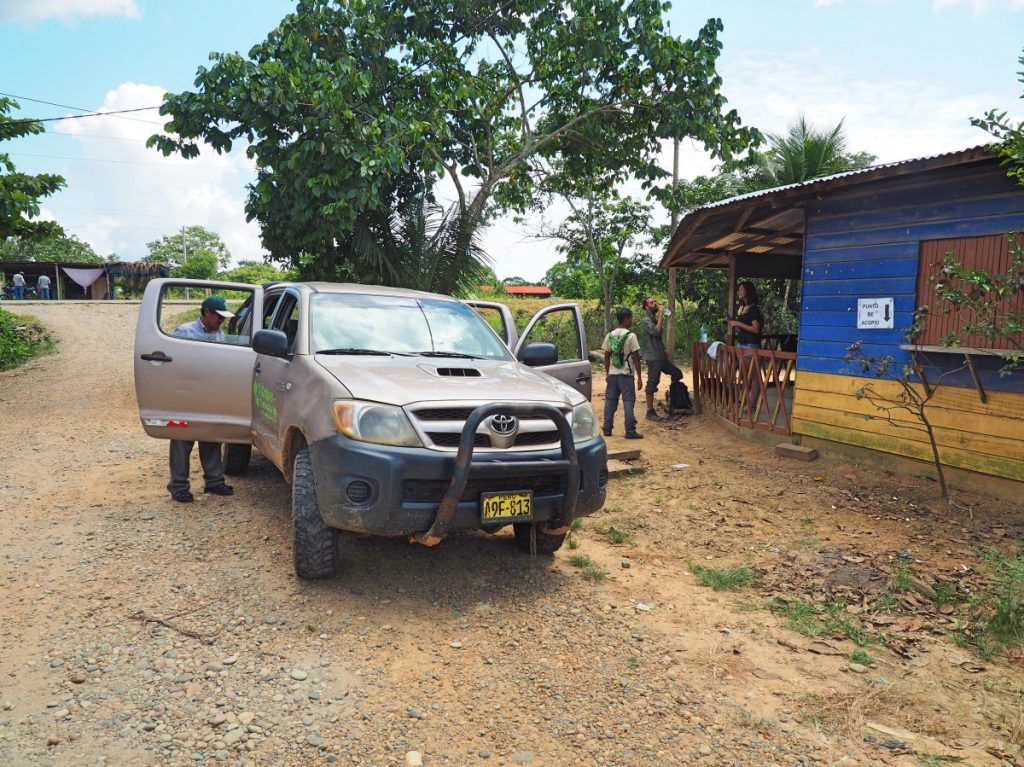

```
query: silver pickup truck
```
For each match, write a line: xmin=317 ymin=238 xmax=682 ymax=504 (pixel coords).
xmin=134 ymin=279 xmax=608 ymax=579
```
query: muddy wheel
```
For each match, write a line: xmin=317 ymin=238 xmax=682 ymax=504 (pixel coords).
xmin=291 ymin=447 xmax=339 ymax=579
xmin=223 ymin=443 xmax=252 ymax=475
xmin=512 ymin=523 xmax=566 ymax=555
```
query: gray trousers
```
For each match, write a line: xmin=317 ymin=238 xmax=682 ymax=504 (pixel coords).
xmin=603 ymin=374 xmax=638 ymax=434
xmin=168 ymin=440 xmax=224 ymax=494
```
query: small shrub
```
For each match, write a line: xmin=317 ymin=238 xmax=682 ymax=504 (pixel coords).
xmin=891 ymin=562 xmax=914 ymax=593
xmin=690 ymin=561 xmax=755 ymax=591
xmin=0 ymin=309 xmax=53 ymax=370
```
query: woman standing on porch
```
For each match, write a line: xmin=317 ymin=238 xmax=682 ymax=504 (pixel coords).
xmin=729 ymin=281 xmax=763 ymax=347
xmin=729 ymin=281 xmax=764 ymax=418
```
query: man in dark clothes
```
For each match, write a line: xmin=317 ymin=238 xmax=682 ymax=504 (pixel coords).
xmin=638 ymin=296 xmax=683 ymax=421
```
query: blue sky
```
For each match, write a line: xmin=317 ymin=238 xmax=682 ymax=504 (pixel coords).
xmin=1 ymin=0 xmax=1022 ymax=279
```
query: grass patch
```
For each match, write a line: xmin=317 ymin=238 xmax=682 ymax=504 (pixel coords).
xmin=848 ymin=649 xmax=873 ymax=666
xmin=0 ymin=309 xmax=54 ymax=370
xmin=771 ymin=598 xmax=826 ymax=637
xmin=932 ymin=580 xmax=965 ymax=609
xmin=769 ymin=598 xmax=873 ymax=646
xmin=689 ymin=561 xmax=756 ymax=591
xmin=568 ymin=554 xmax=607 ymax=582
xmin=890 ymin=562 xmax=914 ymax=593
xmin=977 ymin=549 xmax=1024 ymax=648
xmin=598 ymin=526 xmax=634 ymax=546
xmin=625 ymin=655 xmax=644 ymax=669
xmin=566 ymin=519 xmax=583 ymax=550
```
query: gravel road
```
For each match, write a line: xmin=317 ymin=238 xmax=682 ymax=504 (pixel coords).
xmin=1 ymin=302 xmax=1018 ymax=767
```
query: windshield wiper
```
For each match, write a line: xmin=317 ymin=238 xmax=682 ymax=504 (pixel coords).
xmin=317 ymin=348 xmax=401 ymax=356
xmin=416 ymin=350 xmax=483 ymax=360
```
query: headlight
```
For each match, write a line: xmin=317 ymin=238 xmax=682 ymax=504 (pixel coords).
xmin=571 ymin=402 xmax=599 ymax=443
xmin=332 ymin=401 xmax=422 ymax=447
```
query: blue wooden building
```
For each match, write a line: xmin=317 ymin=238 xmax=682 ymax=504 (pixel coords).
xmin=663 ymin=146 xmax=1024 ymax=485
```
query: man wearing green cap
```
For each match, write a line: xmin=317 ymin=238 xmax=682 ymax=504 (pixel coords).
xmin=167 ymin=295 xmax=236 ymax=502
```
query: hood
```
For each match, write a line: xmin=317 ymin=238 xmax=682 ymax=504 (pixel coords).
xmin=315 ymin=355 xmax=585 ymax=408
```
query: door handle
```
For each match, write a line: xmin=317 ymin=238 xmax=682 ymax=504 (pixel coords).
xmin=254 ymin=362 xmax=261 ymax=374
xmin=575 ymin=372 xmax=591 ymax=384
xmin=140 ymin=352 xmax=172 ymax=363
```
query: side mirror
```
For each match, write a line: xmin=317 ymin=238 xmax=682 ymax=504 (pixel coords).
xmin=517 ymin=342 xmax=558 ymax=367
xmin=253 ymin=329 xmax=290 ymax=358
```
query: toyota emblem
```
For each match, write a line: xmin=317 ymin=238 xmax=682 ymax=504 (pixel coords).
xmin=489 ymin=414 xmax=519 ymax=436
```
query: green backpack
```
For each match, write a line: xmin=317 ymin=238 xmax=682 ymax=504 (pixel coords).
xmin=609 ymin=331 xmax=632 ymax=368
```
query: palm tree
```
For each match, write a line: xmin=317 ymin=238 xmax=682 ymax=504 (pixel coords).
xmin=341 ymin=197 xmax=492 ymax=296
xmin=748 ymin=116 xmax=876 ymax=189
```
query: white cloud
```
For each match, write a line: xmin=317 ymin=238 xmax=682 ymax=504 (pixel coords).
xmin=812 ymin=0 xmax=843 ymax=7
xmin=0 ymin=0 xmax=139 ymax=23
xmin=49 ymin=82 xmax=265 ymax=265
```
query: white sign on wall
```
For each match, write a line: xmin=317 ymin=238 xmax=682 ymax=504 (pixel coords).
xmin=857 ymin=297 xmax=894 ymax=329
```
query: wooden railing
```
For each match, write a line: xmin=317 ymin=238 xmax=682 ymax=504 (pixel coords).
xmin=691 ymin=341 xmax=797 ymax=435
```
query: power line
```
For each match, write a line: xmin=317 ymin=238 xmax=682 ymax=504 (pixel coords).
xmin=10 ymin=151 xmax=252 ymax=171
xmin=5 ymin=106 xmax=164 ymax=126
xmin=0 ymin=91 xmax=166 ymax=125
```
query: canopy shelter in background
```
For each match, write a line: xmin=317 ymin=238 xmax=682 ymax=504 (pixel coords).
xmin=0 ymin=261 xmax=170 ymax=300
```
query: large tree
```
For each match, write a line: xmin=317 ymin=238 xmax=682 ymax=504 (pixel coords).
xmin=144 ymin=225 xmax=231 ymax=269
xmin=0 ymin=233 xmax=103 ymax=263
xmin=1 ymin=97 xmax=65 ymax=241
xmin=747 ymin=116 xmax=876 ymax=189
xmin=149 ymin=0 xmax=758 ymax=285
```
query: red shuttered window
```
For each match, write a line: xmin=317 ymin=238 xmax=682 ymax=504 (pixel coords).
xmin=917 ymin=234 xmax=1023 ymax=350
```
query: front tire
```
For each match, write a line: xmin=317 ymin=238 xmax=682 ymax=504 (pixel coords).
xmin=292 ymin=447 xmax=340 ymax=579
xmin=513 ymin=523 xmax=567 ymax=555
xmin=223 ymin=443 xmax=252 ymax=475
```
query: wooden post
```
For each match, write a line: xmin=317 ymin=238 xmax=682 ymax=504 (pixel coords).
xmin=666 ymin=138 xmax=680 ymax=358
xmin=727 ymin=255 xmax=737 ymax=345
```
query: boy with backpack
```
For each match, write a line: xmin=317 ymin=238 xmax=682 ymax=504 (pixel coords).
xmin=601 ymin=308 xmax=643 ymax=439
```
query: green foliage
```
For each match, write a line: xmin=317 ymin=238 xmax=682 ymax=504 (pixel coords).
xmin=173 ymin=250 xmax=219 ymax=280
xmin=568 ymin=554 xmax=607 ymax=581
xmin=0 ymin=308 xmax=54 ymax=369
xmin=972 ymin=49 xmax=1024 ymax=185
xmin=747 ymin=116 xmax=876 ymax=189
xmin=975 ymin=548 xmax=1024 ymax=649
xmin=150 ymin=0 xmax=758 ymax=283
xmin=145 ymin=225 xmax=231 ymax=269
xmin=0 ymin=97 xmax=65 ymax=241
xmin=689 ymin=561 xmax=755 ymax=591
xmin=891 ymin=563 xmax=915 ymax=593
xmin=0 ymin=233 xmax=103 ymax=263
xmin=218 ymin=260 xmax=295 ymax=285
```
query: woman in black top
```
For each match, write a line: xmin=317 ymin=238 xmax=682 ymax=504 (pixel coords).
xmin=729 ymin=281 xmax=763 ymax=349
xmin=728 ymin=281 xmax=764 ymax=418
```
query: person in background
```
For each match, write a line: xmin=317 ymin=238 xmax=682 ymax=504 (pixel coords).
xmin=728 ymin=281 xmax=763 ymax=348
xmin=37 ymin=273 xmax=51 ymax=300
xmin=728 ymin=281 xmax=764 ymax=416
xmin=12 ymin=271 xmax=25 ymax=300
xmin=638 ymin=296 xmax=683 ymax=422
xmin=601 ymin=308 xmax=643 ymax=440
xmin=166 ymin=295 xmax=236 ymax=502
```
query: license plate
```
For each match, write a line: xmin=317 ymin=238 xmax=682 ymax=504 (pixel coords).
xmin=481 ymin=491 xmax=533 ymax=521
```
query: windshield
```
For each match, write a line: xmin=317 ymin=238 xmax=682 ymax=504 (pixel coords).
xmin=310 ymin=293 xmax=512 ymax=360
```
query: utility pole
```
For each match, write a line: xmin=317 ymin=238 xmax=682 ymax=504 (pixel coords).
xmin=182 ymin=225 xmax=189 ymax=301
xmin=666 ymin=138 xmax=680 ymax=357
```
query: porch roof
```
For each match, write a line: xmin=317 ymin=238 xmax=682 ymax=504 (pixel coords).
xmin=660 ymin=145 xmax=995 ymax=279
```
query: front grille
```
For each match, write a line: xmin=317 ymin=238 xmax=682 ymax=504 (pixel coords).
xmin=413 ymin=407 xmax=551 ymax=422
xmin=403 ymin=475 xmax=564 ymax=503
xmin=408 ymin=402 xmax=569 ymax=451
xmin=426 ymin=431 xmax=560 ymax=448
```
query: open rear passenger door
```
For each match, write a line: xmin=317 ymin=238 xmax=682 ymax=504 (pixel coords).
xmin=514 ymin=303 xmax=592 ymax=400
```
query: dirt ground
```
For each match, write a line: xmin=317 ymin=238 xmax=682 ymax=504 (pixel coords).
xmin=1 ymin=302 xmax=1023 ymax=767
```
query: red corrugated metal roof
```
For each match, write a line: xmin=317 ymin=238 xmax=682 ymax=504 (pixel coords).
xmin=504 ymin=285 xmax=552 ymax=295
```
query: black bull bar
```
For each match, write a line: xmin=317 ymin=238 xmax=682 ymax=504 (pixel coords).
xmin=411 ymin=403 xmax=580 ymax=547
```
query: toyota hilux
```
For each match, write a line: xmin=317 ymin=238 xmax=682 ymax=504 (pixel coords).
xmin=134 ymin=279 xmax=607 ymax=579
